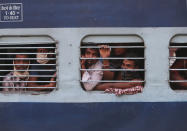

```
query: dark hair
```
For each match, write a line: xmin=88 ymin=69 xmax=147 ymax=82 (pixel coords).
xmin=81 ymin=43 xmax=100 ymax=57
xmin=84 ymin=48 xmax=100 ymax=57
xmin=13 ymin=49 xmax=31 ymax=58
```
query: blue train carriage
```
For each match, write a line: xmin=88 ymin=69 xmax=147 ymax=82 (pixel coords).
xmin=0 ymin=0 xmax=187 ymax=131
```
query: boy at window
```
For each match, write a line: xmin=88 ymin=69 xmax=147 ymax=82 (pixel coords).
xmin=2 ymin=53 xmax=30 ymax=92
xmin=28 ymin=47 xmax=56 ymax=91
xmin=81 ymin=48 xmax=103 ymax=91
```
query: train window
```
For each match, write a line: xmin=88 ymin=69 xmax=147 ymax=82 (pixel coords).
xmin=0 ymin=36 xmax=57 ymax=94
xmin=169 ymin=35 xmax=187 ymax=90
xmin=80 ymin=35 xmax=145 ymax=95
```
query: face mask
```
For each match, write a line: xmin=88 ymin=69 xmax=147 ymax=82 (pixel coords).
xmin=37 ymin=54 xmax=49 ymax=64
xmin=13 ymin=61 xmax=30 ymax=80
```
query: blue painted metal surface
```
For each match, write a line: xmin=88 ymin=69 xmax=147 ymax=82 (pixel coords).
xmin=0 ymin=102 xmax=187 ymax=131
xmin=0 ymin=0 xmax=187 ymax=28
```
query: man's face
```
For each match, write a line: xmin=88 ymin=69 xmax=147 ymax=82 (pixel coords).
xmin=84 ymin=48 xmax=98 ymax=66
xmin=14 ymin=54 xmax=29 ymax=72
xmin=121 ymin=59 xmax=137 ymax=69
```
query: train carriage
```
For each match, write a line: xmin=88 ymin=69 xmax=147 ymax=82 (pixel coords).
xmin=0 ymin=0 xmax=187 ymax=131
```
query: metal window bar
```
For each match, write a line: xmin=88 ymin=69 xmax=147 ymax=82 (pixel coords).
xmin=169 ymin=46 xmax=187 ymax=48
xmin=80 ymin=80 xmax=145 ymax=82
xmin=169 ymin=57 xmax=187 ymax=59
xmin=80 ymin=46 xmax=145 ymax=48
xmin=0 ymin=53 xmax=56 ymax=54
xmin=0 ymin=75 xmax=55 ymax=77
xmin=80 ymin=57 xmax=145 ymax=60
xmin=0 ymin=47 xmax=56 ymax=49
xmin=0 ymin=41 xmax=57 ymax=45
xmin=0 ymin=81 xmax=56 ymax=83
xmin=0 ymin=64 xmax=56 ymax=66
xmin=170 ymin=69 xmax=187 ymax=71
xmin=169 ymin=80 xmax=187 ymax=82
xmin=0 ymin=87 xmax=56 ymax=89
xmin=0 ymin=58 xmax=56 ymax=60
xmin=0 ymin=70 xmax=56 ymax=71
xmin=80 ymin=69 xmax=144 ymax=71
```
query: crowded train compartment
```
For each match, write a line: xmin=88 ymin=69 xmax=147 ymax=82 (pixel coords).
xmin=0 ymin=0 xmax=187 ymax=131
xmin=0 ymin=35 xmax=57 ymax=94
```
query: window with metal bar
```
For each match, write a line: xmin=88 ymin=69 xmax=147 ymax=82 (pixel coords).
xmin=80 ymin=35 xmax=145 ymax=95
xmin=0 ymin=36 xmax=57 ymax=93
xmin=169 ymin=35 xmax=187 ymax=90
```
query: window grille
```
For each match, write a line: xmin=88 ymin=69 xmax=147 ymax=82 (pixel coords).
xmin=169 ymin=35 xmax=187 ymax=90
xmin=0 ymin=36 xmax=58 ymax=93
xmin=80 ymin=35 xmax=145 ymax=95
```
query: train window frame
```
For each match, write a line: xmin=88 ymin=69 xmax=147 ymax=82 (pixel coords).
xmin=169 ymin=34 xmax=187 ymax=90
xmin=79 ymin=35 xmax=145 ymax=95
xmin=0 ymin=35 xmax=58 ymax=94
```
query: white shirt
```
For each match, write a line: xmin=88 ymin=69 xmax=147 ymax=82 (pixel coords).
xmin=82 ymin=61 xmax=103 ymax=91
